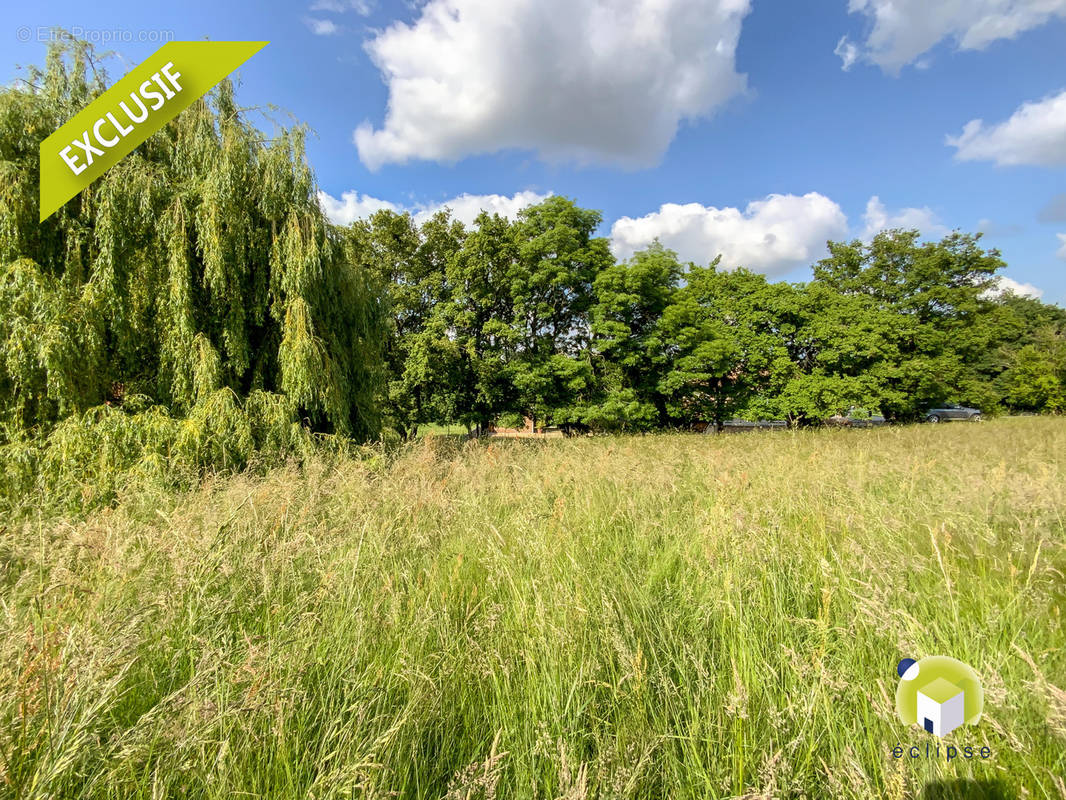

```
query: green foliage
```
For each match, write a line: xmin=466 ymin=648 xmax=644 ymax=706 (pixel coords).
xmin=658 ymin=265 xmax=789 ymax=428
xmin=361 ymin=211 xmax=1064 ymax=435
xmin=993 ymin=296 xmax=1066 ymax=413
xmin=446 ymin=210 xmax=521 ymax=430
xmin=999 ymin=344 xmax=1066 ymax=411
xmin=3 ymin=40 xmax=1066 ymax=515
xmin=587 ymin=242 xmax=681 ymax=429
xmin=0 ymin=388 xmax=350 ymax=517
xmin=773 ymin=280 xmax=903 ymax=422
xmin=805 ymin=230 xmax=1006 ymax=420
xmin=0 ymin=40 xmax=384 ymax=500
xmin=356 ymin=208 xmax=466 ymax=438
xmin=509 ymin=197 xmax=614 ymax=425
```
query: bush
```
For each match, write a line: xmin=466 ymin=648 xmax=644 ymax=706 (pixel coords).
xmin=0 ymin=390 xmax=363 ymax=518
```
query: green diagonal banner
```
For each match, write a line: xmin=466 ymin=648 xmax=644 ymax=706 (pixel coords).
xmin=39 ymin=40 xmax=268 ymax=222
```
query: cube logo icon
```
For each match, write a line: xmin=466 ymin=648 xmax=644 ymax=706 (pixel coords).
xmin=895 ymin=656 xmax=983 ymax=737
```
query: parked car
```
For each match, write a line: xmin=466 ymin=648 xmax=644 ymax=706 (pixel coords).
xmin=924 ymin=403 xmax=982 ymax=423
xmin=826 ymin=407 xmax=886 ymax=428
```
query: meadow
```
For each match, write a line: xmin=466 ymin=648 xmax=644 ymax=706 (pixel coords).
xmin=1 ymin=417 xmax=1064 ymax=799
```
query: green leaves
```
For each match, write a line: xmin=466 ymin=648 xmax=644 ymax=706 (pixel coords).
xmin=800 ymin=230 xmax=1033 ymax=421
xmin=3 ymin=38 xmax=1064 ymax=477
xmin=0 ymin=40 xmax=384 ymax=448
xmin=358 ymin=209 xmax=1063 ymax=436
xmin=656 ymin=265 xmax=786 ymax=427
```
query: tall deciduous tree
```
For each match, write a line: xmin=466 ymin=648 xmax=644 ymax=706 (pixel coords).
xmin=588 ymin=242 xmax=681 ymax=429
xmin=992 ymin=295 xmax=1066 ymax=412
xmin=356 ymin=209 xmax=463 ymax=439
xmin=445 ymin=211 xmax=520 ymax=434
xmin=809 ymin=230 xmax=1005 ymax=420
xmin=0 ymin=39 xmax=384 ymax=442
xmin=509 ymin=197 xmax=613 ymax=427
xmin=659 ymin=263 xmax=786 ymax=430
xmin=774 ymin=282 xmax=904 ymax=423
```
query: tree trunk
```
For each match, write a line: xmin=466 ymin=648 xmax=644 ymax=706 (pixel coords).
xmin=654 ymin=394 xmax=671 ymax=427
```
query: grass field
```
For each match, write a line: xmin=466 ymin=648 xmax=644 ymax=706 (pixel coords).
xmin=2 ymin=418 xmax=1064 ymax=799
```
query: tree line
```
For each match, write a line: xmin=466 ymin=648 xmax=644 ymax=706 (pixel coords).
xmin=357 ymin=202 xmax=1066 ymax=437
xmin=2 ymin=40 xmax=1064 ymax=471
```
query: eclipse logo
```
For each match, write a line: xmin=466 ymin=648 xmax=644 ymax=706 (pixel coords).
xmin=895 ymin=655 xmax=984 ymax=737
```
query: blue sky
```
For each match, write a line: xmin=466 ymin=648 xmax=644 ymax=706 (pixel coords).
xmin=8 ymin=0 xmax=1066 ymax=303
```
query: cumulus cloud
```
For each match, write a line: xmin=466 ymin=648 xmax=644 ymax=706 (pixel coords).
xmin=986 ymin=276 xmax=1045 ymax=299
xmin=1058 ymin=233 xmax=1066 ymax=260
xmin=317 ymin=189 xmax=552 ymax=228
xmin=354 ymin=0 xmax=752 ymax=170
xmin=862 ymin=196 xmax=947 ymax=239
xmin=412 ymin=191 xmax=554 ymax=227
xmin=318 ymin=191 xmax=399 ymax=224
xmin=837 ymin=0 xmax=1066 ymax=73
xmin=305 ymin=17 xmax=340 ymax=35
xmin=609 ymin=193 xmax=848 ymax=277
xmin=947 ymin=89 xmax=1066 ymax=166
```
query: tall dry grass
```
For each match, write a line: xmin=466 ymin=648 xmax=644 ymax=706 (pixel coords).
xmin=1 ymin=418 xmax=1064 ymax=798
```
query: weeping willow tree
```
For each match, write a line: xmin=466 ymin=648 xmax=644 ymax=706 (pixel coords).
xmin=0 ymin=37 xmax=384 ymax=509
xmin=0 ymin=38 xmax=383 ymax=436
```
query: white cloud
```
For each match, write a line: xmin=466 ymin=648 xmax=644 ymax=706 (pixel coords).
xmin=862 ymin=196 xmax=948 ymax=239
xmin=413 ymin=190 xmax=553 ymax=227
xmin=986 ymin=276 xmax=1045 ymax=299
xmin=305 ymin=17 xmax=340 ymax=35
xmin=1058 ymin=233 xmax=1066 ymax=260
xmin=354 ymin=0 xmax=752 ymax=170
xmin=833 ymin=35 xmax=860 ymax=71
xmin=317 ymin=189 xmax=552 ymax=228
xmin=310 ymin=0 xmax=374 ymax=13
xmin=837 ymin=0 xmax=1066 ymax=73
xmin=609 ymin=192 xmax=848 ymax=277
xmin=318 ymin=191 xmax=399 ymax=225
xmin=947 ymin=90 xmax=1066 ymax=166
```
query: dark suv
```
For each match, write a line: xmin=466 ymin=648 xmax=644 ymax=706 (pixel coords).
xmin=924 ymin=403 xmax=982 ymax=423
